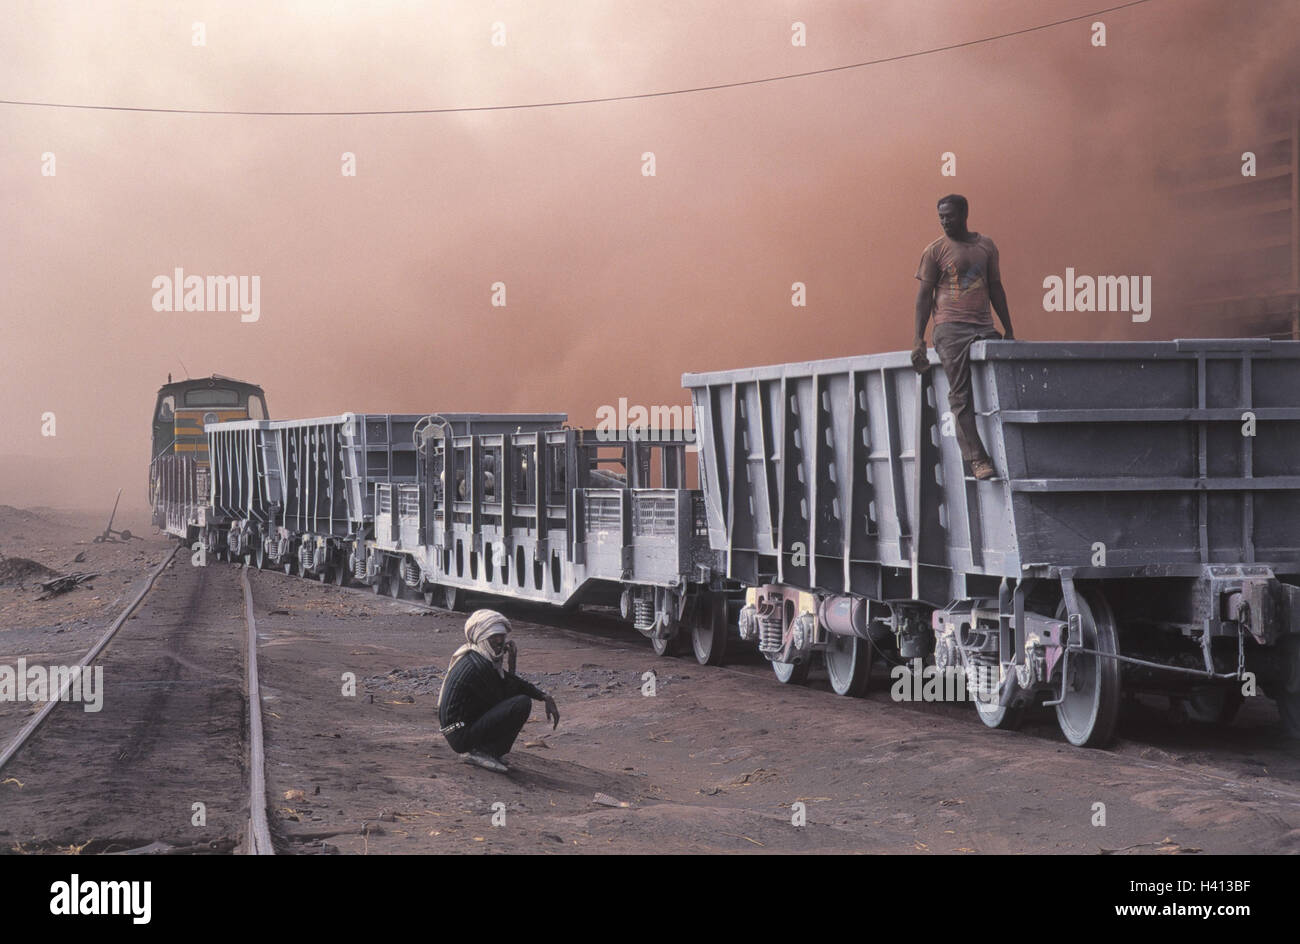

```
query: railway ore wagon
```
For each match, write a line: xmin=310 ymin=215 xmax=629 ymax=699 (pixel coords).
xmin=367 ymin=420 xmax=735 ymax=664
xmin=204 ymin=412 xmax=563 ymax=582
xmin=683 ymin=339 xmax=1300 ymax=746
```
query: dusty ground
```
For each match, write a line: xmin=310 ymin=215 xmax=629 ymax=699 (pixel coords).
xmin=256 ymin=576 xmax=1300 ymax=854
xmin=1 ymin=558 xmax=246 ymax=853
xmin=2 ymin=505 xmax=1299 ymax=855
xmin=0 ymin=504 xmax=161 ymax=666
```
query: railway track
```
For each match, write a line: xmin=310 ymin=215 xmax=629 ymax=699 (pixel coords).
xmin=0 ymin=551 xmax=273 ymax=855
xmin=5 ymin=542 xmax=1290 ymax=857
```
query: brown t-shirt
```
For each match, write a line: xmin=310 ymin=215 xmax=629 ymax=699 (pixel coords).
xmin=916 ymin=233 xmax=1000 ymax=326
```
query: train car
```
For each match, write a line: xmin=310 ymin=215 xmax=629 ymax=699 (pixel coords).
xmin=204 ymin=411 xmax=563 ymax=580
xmin=683 ymin=339 xmax=1300 ymax=745
xmin=366 ymin=420 xmax=733 ymax=663
xmin=202 ymin=410 xmax=736 ymax=663
xmin=149 ymin=375 xmax=269 ymax=539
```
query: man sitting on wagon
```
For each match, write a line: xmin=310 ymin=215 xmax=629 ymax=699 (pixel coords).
xmin=437 ymin=609 xmax=560 ymax=773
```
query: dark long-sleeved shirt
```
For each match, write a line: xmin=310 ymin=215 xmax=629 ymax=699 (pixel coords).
xmin=438 ymin=651 xmax=546 ymax=750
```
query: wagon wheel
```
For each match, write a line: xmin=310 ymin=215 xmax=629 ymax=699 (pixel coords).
xmin=1053 ymin=590 xmax=1122 ymax=747
xmin=443 ymin=585 xmax=466 ymax=612
xmin=1182 ymin=687 xmax=1244 ymax=724
xmin=973 ymin=690 xmax=1024 ymax=731
xmin=691 ymin=593 xmax=730 ymax=666
xmin=333 ymin=561 xmax=350 ymax=587
xmin=1278 ymin=691 xmax=1300 ymax=740
xmin=650 ymin=630 xmax=683 ymax=658
xmin=772 ymin=658 xmax=811 ymax=685
xmin=388 ymin=576 xmax=404 ymax=599
xmin=371 ymin=574 xmax=387 ymax=595
xmin=283 ymin=557 xmax=295 ymax=576
xmin=824 ymin=633 xmax=872 ymax=697
xmin=318 ymin=566 xmax=331 ymax=584
xmin=254 ymin=543 xmax=266 ymax=570
xmin=423 ymin=590 xmax=435 ymax=606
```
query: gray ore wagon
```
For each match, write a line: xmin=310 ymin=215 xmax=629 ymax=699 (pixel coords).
xmin=683 ymin=339 xmax=1300 ymax=745
xmin=202 ymin=411 xmax=731 ymax=660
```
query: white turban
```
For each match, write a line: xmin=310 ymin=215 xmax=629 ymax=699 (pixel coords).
xmin=449 ymin=609 xmax=511 ymax=678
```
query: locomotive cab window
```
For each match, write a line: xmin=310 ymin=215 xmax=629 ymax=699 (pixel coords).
xmin=157 ymin=395 xmax=175 ymax=421
xmin=248 ymin=395 xmax=267 ymax=420
xmin=185 ymin=389 xmax=240 ymax=407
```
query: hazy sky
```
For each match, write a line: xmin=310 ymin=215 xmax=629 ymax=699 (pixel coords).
xmin=2 ymin=0 xmax=1297 ymax=511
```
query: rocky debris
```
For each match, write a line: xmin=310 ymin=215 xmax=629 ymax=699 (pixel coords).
xmin=364 ymin=665 xmax=444 ymax=697
xmin=361 ymin=662 xmax=654 ymax=703
xmin=33 ymin=572 xmax=100 ymax=600
xmin=529 ymin=666 xmax=667 ymax=695
xmin=0 ymin=552 xmax=59 ymax=589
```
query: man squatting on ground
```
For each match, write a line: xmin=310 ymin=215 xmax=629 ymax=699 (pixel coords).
xmin=911 ymin=194 xmax=1015 ymax=480
xmin=438 ymin=609 xmax=560 ymax=773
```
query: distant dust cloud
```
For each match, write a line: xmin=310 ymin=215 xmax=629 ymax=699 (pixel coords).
xmin=1 ymin=0 xmax=1297 ymax=513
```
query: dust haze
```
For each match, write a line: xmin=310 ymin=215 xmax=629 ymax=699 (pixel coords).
xmin=1 ymin=0 xmax=1296 ymax=515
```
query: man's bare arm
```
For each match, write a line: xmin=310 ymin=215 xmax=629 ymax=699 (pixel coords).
xmin=914 ymin=282 xmax=935 ymax=343
xmin=989 ymin=281 xmax=1014 ymax=339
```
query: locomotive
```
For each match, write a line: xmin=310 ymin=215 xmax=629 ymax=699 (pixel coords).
xmin=149 ymin=375 xmax=269 ymax=537
xmin=150 ymin=338 xmax=1300 ymax=746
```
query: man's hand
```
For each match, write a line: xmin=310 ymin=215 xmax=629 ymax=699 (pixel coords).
xmin=911 ymin=339 xmax=929 ymax=373
xmin=544 ymin=695 xmax=560 ymax=730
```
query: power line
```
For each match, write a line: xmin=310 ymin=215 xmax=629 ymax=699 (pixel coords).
xmin=0 ymin=0 xmax=1158 ymax=116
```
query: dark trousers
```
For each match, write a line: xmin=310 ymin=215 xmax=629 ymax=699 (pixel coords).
xmin=933 ymin=320 xmax=1001 ymax=464
xmin=460 ymin=694 xmax=533 ymax=758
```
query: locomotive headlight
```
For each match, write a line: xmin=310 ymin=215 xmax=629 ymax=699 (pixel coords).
xmin=203 ymin=412 xmax=218 ymax=428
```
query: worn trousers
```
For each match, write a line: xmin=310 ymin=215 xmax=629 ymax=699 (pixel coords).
xmin=459 ymin=694 xmax=533 ymax=758
xmin=933 ymin=320 xmax=1001 ymax=464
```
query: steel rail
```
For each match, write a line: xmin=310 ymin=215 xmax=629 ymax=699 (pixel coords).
xmin=241 ymin=564 xmax=275 ymax=855
xmin=0 ymin=544 xmax=181 ymax=773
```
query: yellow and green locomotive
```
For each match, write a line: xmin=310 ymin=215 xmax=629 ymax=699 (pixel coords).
xmin=149 ymin=374 xmax=268 ymax=539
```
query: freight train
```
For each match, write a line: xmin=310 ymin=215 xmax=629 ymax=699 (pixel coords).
xmin=150 ymin=379 xmax=737 ymax=665
xmin=150 ymin=339 xmax=1300 ymax=746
